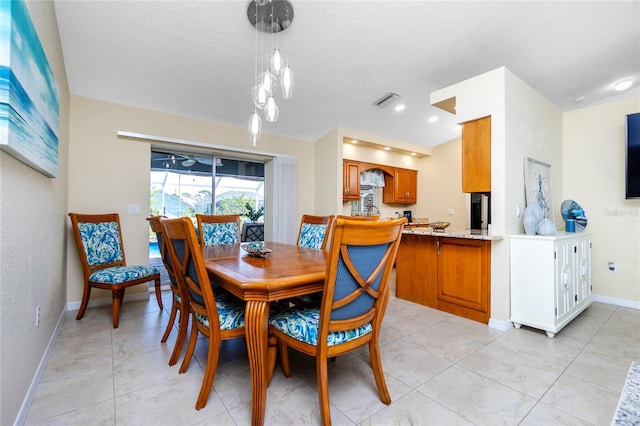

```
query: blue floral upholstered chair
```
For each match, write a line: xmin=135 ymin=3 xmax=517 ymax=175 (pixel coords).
xmin=162 ymin=217 xmax=246 ymax=410
xmin=68 ymin=213 xmax=163 ymax=329
xmin=147 ymin=215 xmax=189 ymax=366
xmin=268 ymin=217 xmax=407 ymax=426
xmin=297 ymin=214 xmax=335 ymax=250
xmin=196 ymin=214 xmax=241 ymax=247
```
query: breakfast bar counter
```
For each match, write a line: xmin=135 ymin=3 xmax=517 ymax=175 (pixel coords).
xmin=396 ymin=229 xmax=500 ymax=323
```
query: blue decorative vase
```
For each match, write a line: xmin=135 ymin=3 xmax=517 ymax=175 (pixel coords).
xmin=536 ymin=218 xmax=556 ymax=236
xmin=523 ymin=204 xmax=544 ymax=235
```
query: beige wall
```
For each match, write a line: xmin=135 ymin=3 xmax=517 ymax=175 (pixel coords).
xmin=563 ymin=97 xmax=640 ymax=304
xmin=0 ymin=1 xmax=70 ymax=424
xmin=66 ymin=96 xmax=317 ymax=305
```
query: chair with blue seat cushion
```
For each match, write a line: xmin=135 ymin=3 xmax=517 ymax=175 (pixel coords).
xmin=69 ymin=213 xmax=163 ymax=329
xmin=162 ymin=217 xmax=246 ymax=410
xmin=196 ymin=214 xmax=241 ymax=246
xmin=147 ymin=215 xmax=189 ymax=366
xmin=269 ymin=217 xmax=407 ymax=426
xmin=297 ymin=214 xmax=335 ymax=250
xmin=290 ymin=214 xmax=336 ymax=306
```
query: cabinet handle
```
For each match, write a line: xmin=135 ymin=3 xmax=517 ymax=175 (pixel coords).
xmin=436 ymin=240 xmax=440 ymax=256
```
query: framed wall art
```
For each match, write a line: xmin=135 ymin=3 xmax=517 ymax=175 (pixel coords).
xmin=0 ymin=0 xmax=59 ymax=178
xmin=524 ymin=157 xmax=554 ymax=219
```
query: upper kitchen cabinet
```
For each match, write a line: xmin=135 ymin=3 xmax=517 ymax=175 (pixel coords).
xmin=343 ymin=160 xmax=360 ymax=201
xmin=462 ymin=116 xmax=491 ymax=193
xmin=383 ymin=168 xmax=417 ymax=204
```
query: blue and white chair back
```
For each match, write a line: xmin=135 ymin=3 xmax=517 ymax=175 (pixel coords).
xmin=196 ymin=214 xmax=241 ymax=246
xmin=296 ymin=214 xmax=335 ymax=250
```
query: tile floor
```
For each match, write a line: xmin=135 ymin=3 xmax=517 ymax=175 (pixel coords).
xmin=26 ymin=273 xmax=639 ymax=425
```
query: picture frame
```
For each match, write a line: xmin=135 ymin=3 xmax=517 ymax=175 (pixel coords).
xmin=0 ymin=0 xmax=59 ymax=178
xmin=524 ymin=157 xmax=554 ymax=219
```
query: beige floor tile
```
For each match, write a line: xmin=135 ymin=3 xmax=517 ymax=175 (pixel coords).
xmin=112 ymin=323 xmax=176 ymax=361
xmin=379 ymin=339 xmax=452 ymax=388
xmin=418 ymin=365 xmax=537 ymax=425
xmin=364 ymin=389 xmax=473 ymax=426
xmin=564 ymin=349 xmax=637 ymax=393
xmin=113 ymin=347 xmax=199 ymax=397
xmin=520 ymin=401 xmax=593 ymax=426
xmin=26 ymin=399 xmax=115 ymax=426
xmin=407 ymin=322 xmax=487 ymax=363
xmin=115 ymin=373 xmax=225 ymax=426
xmin=26 ymin=365 xmax=114 ymax=423
xmin=540 ymin=373 xmax=620 ymax=425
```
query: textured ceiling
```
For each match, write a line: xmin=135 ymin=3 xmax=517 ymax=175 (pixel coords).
xmin=53 ymin=1 xmax=640 ymax=148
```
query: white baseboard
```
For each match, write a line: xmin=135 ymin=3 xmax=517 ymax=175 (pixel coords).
xmin=65 ymin=291 xmax=151 ymax=312
xmin=14 ymin=306 xmax=67 ymax=426
xmin=488 ymin=318 xmax=513 ymax=332
xmin=592 ymin=294 xmax=640 ymax=310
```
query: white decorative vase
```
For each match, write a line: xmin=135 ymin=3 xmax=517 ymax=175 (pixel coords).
xmin=536 ymin=218 xmax=556 ymax=236
xmin=523 ymin=204 xmax=544 ymax=235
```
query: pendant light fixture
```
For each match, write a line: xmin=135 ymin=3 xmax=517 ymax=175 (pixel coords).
xmin=247 ymin=0 xmax=294 ymax=145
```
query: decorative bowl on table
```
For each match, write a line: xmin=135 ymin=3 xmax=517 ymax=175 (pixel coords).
xmin=428 ymin=221 xmax=451 ymax=232
xmin=241 ymin=242 xmax=272 ymax=257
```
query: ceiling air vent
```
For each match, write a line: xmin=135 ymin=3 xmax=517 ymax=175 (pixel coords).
xmin=373 ymin=92 xmax=400 ymax=107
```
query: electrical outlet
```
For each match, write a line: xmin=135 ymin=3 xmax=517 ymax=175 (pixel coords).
xmin=516 ymin=204 xmax=522 ymax=217
xmin=36 ymin=305 xmax=41 ymax=327
xmin=128 ymin=204 xmax=141 ymax=215
xmin=448 ymin=208 xmax=455 ymax=215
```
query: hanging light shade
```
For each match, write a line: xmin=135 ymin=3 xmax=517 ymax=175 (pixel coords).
xmin=252 ymin=84 xmax=267 ymax=109
xmin=271 ymin=48 xmax=283 ymax=75
xmin=260 ymin=70 xmax=276 ymax=95
xmin=281 ymin=65 xmax=293 ymax=99
xmin=248 ymin=111 xmax=262 ymax=146
xmin=264 ymin=96 xmax=279 ymax=122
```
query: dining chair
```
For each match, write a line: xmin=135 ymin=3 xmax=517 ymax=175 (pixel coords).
xmin=196 ymin=214 xmax=241 ymax=246
xmin=297 ymin=214 xmax=335 ymax=250
xmin=335 ymin=214 xmax=379 ymax=221
xmin=68 ymin=213 xmax=163 ymax=329
xmin=268 ymin=217 xmax=407 ymax=425
xmin=147 ymin=215 xmax=189 ymax=366
xmin=241 ymin=222 xmax=265 ymax=242
xmin=162 ymin=217 xmax=246 ymax=410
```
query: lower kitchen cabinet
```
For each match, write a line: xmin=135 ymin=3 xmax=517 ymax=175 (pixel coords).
xmin=396 ymin=234 xmax=491 ymax=323
xmin=510 ymin=233 xmax=592 ymax=338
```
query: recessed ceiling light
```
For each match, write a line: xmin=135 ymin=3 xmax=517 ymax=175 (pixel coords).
xmin=394 ymin=104 xmax=405 ymax=112
xmin=384 ymin=146 xmax=391 ymax=151
xmin=428 ymin=116 xmax=438 ymax=123
xmin=574 ymin=96 xmax=586 ymax=102
xmin=351 ymin=139 xmax=358 ymax=144
xmin=410 ymin=152 xmax=416 ymax=156
xmin=614 ymin=79 xmax=633 ymax=91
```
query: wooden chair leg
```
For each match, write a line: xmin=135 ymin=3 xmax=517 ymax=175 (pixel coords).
xmin=153 ymin=276 xmax=163 ymax=309
xmin=112 ymin=289 xmax=124 ymax=329
xmin=279 ymin=340 xmax=291 ymax=378
xmin=195 ymin=335 xmax=220 ymax=410
xmin=162 ymin=300 xmax=178 ymax=343
xmin=368 ymin=339 xmax=391 ymax=404
xmin=267 ymin=334 xmax=278 ymax=386
xmin=76 ymin=285 xmax=92 ymax=320
xmin=317 ymin=358 xmax=332 ymax=426
xmin=169 ymin=308 xmax=188 ymax=366
xmin=179 ymin=313 xmax=199 ymax=374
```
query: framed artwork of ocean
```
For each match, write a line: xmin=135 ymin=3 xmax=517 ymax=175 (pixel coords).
xmin=0 ymin=0 xmax=59 ymax=178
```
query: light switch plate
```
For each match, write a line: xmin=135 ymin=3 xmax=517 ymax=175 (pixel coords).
xmin=128 ymin=204 xmax=141 ymax=215
xmin=447 ymin=208 xmax=455 ymax=215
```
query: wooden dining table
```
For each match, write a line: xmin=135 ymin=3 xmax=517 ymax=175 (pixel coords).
xmin=202 ymin=241 xmax=327 ymax=426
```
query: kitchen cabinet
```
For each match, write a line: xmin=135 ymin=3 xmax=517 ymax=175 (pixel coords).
xmin=396 ymin=234 xmax=491 ymax=323
xmin=343 ymin=160 xmax=360 ymax=201
xmin=510 ymin=233 xmax=592 ymax=338
xmin=383 ymin=168 xmax=417 ymax=204
xmin=462 ymin=116 xmax=491 ymax=193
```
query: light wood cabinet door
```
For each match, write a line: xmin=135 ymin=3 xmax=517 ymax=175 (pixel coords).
xmin=462 ymin=116 xmax=491 ymax=193
xmin=343 ymin=160 xmax=360 ymax=201
xmin=383 ymin=168 xmax=417 ymax=204
xmin=396 ymin=234 xmax=437 ymax=307
xmin=435 ymin=237 xmax=491 ymax=323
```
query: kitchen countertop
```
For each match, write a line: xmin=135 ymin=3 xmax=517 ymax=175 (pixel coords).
xmin=402 ymin=227 xmax=503 ymax=241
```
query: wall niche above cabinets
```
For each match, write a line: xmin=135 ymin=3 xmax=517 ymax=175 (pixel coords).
xmin=342 ymin=160 xmax=418 ymax=204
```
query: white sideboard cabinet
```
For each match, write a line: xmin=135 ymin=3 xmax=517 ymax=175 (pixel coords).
xmin=510 ymin=232 xmax=592 ymax=338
